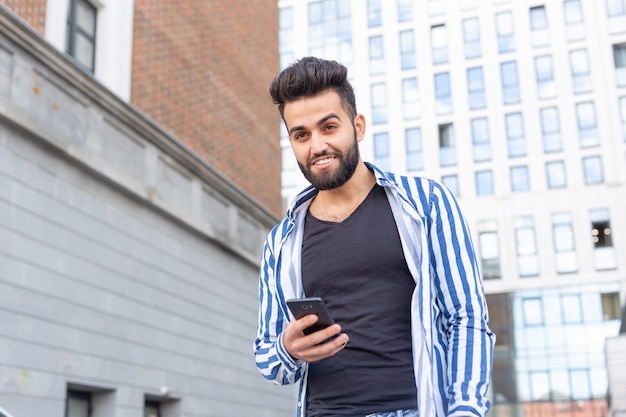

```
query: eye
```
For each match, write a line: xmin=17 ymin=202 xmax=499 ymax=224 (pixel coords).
xmin=324 ymin=124 xmax=337 ymax=132
xmin=293 ymin=131 xmax=308 ymax=141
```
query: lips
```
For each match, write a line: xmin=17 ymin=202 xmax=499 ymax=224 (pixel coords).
xmin=313 ymin=156 xmax=336 ymax=166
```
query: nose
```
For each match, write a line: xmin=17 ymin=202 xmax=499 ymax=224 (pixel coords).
xmin=310 ymin=131 xmax=328 ymax=155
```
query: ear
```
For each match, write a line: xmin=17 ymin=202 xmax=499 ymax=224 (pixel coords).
xmin=354 ymin=114 xmax=366 ymax=142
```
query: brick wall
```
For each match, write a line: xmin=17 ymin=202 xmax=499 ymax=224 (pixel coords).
xmin=131 ymin=0 xmax=282 ymax=216
xmin=1 ymin=0 xmax=283 ymax=217
xmin=0 ymin=0 xmax=46 ymax=33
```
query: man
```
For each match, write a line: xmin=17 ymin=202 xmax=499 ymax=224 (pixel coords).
xmin=254 ymin=57 xmax=494 ymax=417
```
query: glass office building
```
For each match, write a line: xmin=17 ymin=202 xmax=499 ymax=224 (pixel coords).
xmin=277 ymin=1 xmax=626 ymax=416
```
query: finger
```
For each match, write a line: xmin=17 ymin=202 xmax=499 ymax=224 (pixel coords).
xmin=300 ymin=332 xmax=349 ymax=362
xmin=293 ymin=314 xmax=319 ymax=333
xmin=308 ymin=323 xmax=342 ymax=344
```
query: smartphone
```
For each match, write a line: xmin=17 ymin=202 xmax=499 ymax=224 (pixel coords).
xmin=286 ymin=297 xmax=336 ymax=335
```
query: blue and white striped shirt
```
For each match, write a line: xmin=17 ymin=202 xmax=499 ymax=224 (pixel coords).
xmin=254 ymin=163 xmax=494 ymax=417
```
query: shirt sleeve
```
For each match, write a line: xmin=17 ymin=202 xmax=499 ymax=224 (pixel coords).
xmin=253 ymin=231 xmax=306 ymax=386
xmin=428 ymin=181 xmax=495 ymax=417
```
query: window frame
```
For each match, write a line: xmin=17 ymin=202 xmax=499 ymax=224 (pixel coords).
xmin=65 ymin=0 xmax=98 ymax=72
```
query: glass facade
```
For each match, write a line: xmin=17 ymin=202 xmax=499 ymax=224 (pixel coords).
xmin=490 ymin=284 xmax=618 ymax=416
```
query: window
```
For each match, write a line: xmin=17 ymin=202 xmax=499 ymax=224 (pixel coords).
xmin=570 ymin=49 xmax=592 ymax=93
xmin=402 ymin=77 xmax=420 ymax=120
xmin=65 ymin=385 xmax=114 ymax=417
xmin=601 ymin=292 xmax=621 ymax=320
xmin=591 ymin=209 xmax=613 ymax=248
xmin=434 ymin=72 xmax=452 ymax=114
xmin=373 ymin=132 xmax=390 ymax=171
xmin=478 ymin=220 xmax=500 ymax=279
xmin=308 ymin=0 xmax=352 ymax=64
xmin=279 ymin=7 xmax=294 ymax=69
xmin=530 ymin=371 xmax=551 ymax=401
xmin=501 ymin=61 xmax=520 ymax=104
xmin=621 ymin=96 xmax=626 ymax=142
xmin=576 ymin=102 xmax=599 ymax=147
xmin=515 ymin=216 xmax=539 ymax=277
xmin=606 ymin=0 xmax=626 ymax=34
xmin=546 ymin=160 xmax=566 ymax=188
xmin=607 ymin=0 xmax=626 ymax=16
xmin=367 ymin=0 xmax=382 ymax=27
xmin=570 ymin=369 xmax=592 ymax=400
xmin=540 ymin=107 xmax=562 ymax=152
xmin=145 ymin=401 xmax=161 ymax=417
xmin=371 ymin=83 xmax=388 ymax=124
xmin=535 ymin=55 xmax=556 ymax=99
xmin=471 ymin=117 xmax=491 ymax=162
xmin=66 ymin=390 xmax=91 ymax=417
xmin=561 ymin=294 xmax=582 ymax=322
xmin=486 ymin=294 xmax=513 ymax=352
xmin=369 ymin=35 xmax=385 ymax=75
xmin=431 ymin=24 xmax=448 ymax=65
xmin=463 ymin=17 xmax=481 ymax=59
xmin=399 ymin=30 xmax=416 ymax=70
xmin=439 ymin=123 xmax=456 ymax=167
xmin=143 ymin=396 xmax=180 ymax=417
xmin=553 ymin=213 xmax=578 ymax=273
xmin=405 ymin=128 xmax=423 ymax=171
xmin=506 ymin=112 xmax=526 ymax=157
xmin=467 ymin=67 xmax=486 ymax=109
xmin=530 ymin=6 xmax=550 ymax=47
xmin=496 ymin=11 xmax=515 ymax=53
xmin=614 ymin=43 xmax=626 ymax=87
xmin=476 ymin=170 xmax=494 ymax=196
xmin=397 ymin=0 xmax=413 ymax=22
xmin=510 ymin=165 xmax=530 ymax=192
xmin=66 ymin=0 xmax=98 ymax=72
xmin=564 ymin=0 xmax=585 ymax=41
xmin=591 ymin=208 xmax=617 ymax=270
xmin=583 ymin=156 xmax=603 ymax=184
xmin=522 ymin=297 xmax=544 ymax=325
xmin=442 ymin=174 xmax=459 ymax=197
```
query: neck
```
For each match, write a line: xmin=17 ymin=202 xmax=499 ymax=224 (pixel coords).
xmin=309 ymin=162 xmax=376 ymax=222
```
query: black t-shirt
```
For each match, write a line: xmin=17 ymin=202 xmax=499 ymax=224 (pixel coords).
xmin=301 ymin=185 xmax=417 ymax=416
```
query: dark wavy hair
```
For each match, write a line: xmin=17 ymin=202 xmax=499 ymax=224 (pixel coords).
xmin=269 ymin=57 xmax=357 ymax=121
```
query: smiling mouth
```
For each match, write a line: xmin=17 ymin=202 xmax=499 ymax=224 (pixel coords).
xmin=313 ymin=156 xmax=336 ymax=166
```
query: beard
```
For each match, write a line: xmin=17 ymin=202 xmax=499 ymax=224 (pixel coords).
xmin=298 ymin=133 xmax=360 ymax=190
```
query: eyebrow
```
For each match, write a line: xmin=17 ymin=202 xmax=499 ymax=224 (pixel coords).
xmin=288 ymin=113 xmax=342 ymax=136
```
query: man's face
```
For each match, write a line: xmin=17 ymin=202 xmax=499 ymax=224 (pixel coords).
xmin=283 ymin=90 xmax=365 ymax=190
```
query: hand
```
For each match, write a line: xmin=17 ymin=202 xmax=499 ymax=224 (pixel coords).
xmin=283 ymin=314 xmax=349 ymax=362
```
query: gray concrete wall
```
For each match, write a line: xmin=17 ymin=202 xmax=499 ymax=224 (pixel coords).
xmin=0 ymin=7 xmax=294 ymax=417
